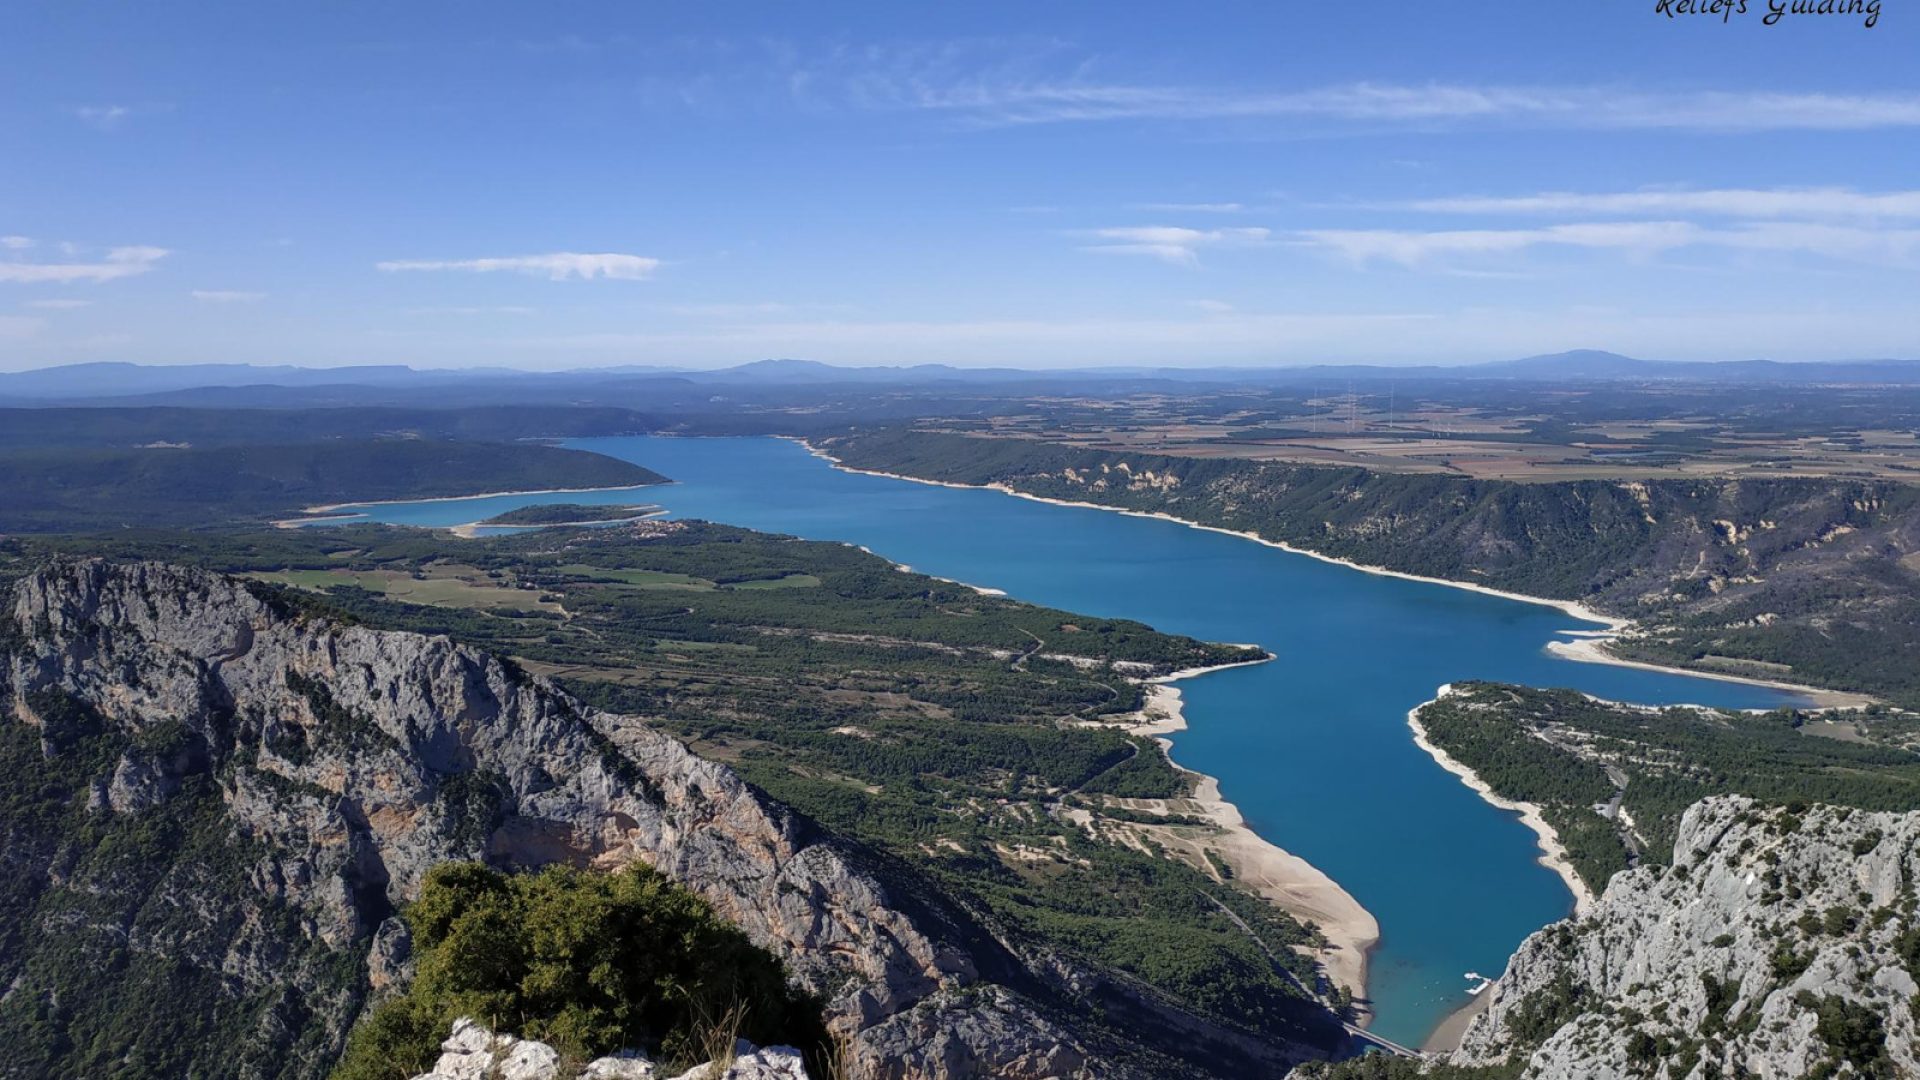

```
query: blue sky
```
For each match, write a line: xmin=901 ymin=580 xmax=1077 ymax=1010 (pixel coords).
xmin=3 ymin=1 xmax=1917 ymax=369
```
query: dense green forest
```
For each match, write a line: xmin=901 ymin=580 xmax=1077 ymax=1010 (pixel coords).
xmin=476 ymin=502 xmax=659 ymax=525
xmin=0 ymin=440 xmax=663 ymax=532
xmin=823 ymin=429 xmax=1920 ymax=706
xmin=2 ymin=523 xmax=1340 ymax=1052
xmin=1415 ymin=683 xmax=1920 ymax=893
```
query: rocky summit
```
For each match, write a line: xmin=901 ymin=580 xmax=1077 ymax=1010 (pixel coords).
xmin=1449 ymin=796 xmax=1920 ymax=1078
xmin=0 ymin=558 xmax=1126 ymax=1079
xmin=407 ymin=1018 xmax=807 ymax=1080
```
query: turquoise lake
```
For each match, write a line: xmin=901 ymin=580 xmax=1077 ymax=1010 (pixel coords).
xmin=319 ymin=434 xmax=1805 ymax=1047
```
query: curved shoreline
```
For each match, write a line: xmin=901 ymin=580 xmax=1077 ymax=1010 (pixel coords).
xmin=797 ymin=440 xmax=1862 ymax=708
xmin=792 ymin=436 xmax=1870 ymax=1037
xmin=791 ymin=433 xmax=1386 ymax=1005
xmin=854 ymin=544 xmax=1010 ymax=597
xmin=1121 ymin=662 xmax=1381 ymax=1013
xmin=1405 ymin=685 xmax=1596 ymax=917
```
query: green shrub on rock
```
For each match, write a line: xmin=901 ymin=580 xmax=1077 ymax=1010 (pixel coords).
xmin=332 ymin=862 xmax=824 ymax=1080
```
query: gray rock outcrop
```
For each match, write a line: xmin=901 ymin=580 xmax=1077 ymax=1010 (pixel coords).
xmin=1449 ymin=795 xmax=1920 ymax=1078
xmin=407 ymin=1017 xmax=809 ymax=1080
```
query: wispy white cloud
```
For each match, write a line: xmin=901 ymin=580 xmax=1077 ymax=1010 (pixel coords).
xmin=406 ymin=305 xmax=538 ymax=316
xmin=1082 ymin=226 xmax=1271 ymax=265
xmin=1400 ymin=187 xmax=1920 ymax=220
xmin=0 ymin=236 xmax=32 ymax=250
xmin=377 ymin=252 xmax=660 ymax=280
xmin=909 ymin=81 xmax=1920 ymax=132
xmin=191 ymin=289 xmax=265 ymax=303
xmin=0 ymin=245 xmax=169 ymax=284
xmin=1135 ymin=202 xmax=1246 ymax=213
xmin=494 ymin=37 xmax=1920 ymax=135
xmin=72 ymin=104 xmax=133 ymax=129
xmin=24 ymin=298 xmax=92 ymax=310
xmin=1297 ymin=221 xmax=1920 ymax=266
xmin=1300 ymin=222 xmax=1694 ymax=264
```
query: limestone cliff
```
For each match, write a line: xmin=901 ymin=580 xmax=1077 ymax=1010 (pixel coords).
xmin=1449 ymin=796 xmax=1920 ymax=1078
xmin=0 ymin=559 xmax=1131 ymax=1079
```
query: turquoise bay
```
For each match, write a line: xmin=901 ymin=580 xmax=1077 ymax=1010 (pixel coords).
xmin=319 ymin=435 xmax=1804 ymax=1047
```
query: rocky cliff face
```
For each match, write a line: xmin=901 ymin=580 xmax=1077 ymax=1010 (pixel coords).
xmin=1450 ymin=796 xmax=1920 ymax=1078
xmin=0 ymin=559 xmax=1114 ymax=1079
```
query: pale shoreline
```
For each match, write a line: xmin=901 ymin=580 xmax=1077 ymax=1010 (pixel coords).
xmin=292 ymin=481 xmax=671 ymax=518
xmin=1121 ymin=665 xmax=1382 ymax=1013
xmin=799 ymin=440 xmax=1861 ymax=709
xmin=445 ymin=508 xmax=668 ymax=539
xmin=1403 ymin=686 xmax=1588 ymax=1052
xmin=1546 ymin=637 xmax=1871 ymax=710
xmin=1407 ymin=685 xmax=1596 ymax=917
xmin=854 ymin=544 xmax=1010 ymax=597
xmin=1406 ymin=683 xmax=1593 ymax=1054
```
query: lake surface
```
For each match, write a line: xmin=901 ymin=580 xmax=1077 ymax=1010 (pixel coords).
xmin=319 ymin=434 xmax=1804 ymax=1046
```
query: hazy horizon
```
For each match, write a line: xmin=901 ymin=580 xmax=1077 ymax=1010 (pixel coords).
xmin=5 ymin=348 xmax=1920 ymax=378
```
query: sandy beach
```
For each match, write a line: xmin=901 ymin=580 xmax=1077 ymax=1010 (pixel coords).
xmin=1423 ymin=986 xmax=1492 ymax=1052
xmin=1118 ymin=670 xmax=1381 ymax=1008
xmin=1407 ymin=684 xmax=1596 ymax=916
xmin=1546 ymin=636 xmax=1872 ymax=709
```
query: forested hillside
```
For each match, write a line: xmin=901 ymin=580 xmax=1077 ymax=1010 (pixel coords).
xmin=0 ymin=440 xmax=664 ymax=532
xmin=822 ymin=430 xmax=1920 ymax=705
xmin=1413 ymin=683 xmax=1920 ymax=894
xmin=0 ymin=405 xmax=654 ymax=450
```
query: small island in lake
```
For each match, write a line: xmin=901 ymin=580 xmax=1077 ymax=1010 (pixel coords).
xmin=475 ymin=502 xmax=665 ymax=527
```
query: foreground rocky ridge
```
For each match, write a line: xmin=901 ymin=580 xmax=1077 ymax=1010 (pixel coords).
xmin=1445 ymin=796 xmax=1920 ymax=1077
xmin=0 ymin=558 xmax=1334 ymax=1079
xmin=409 ymin=1018 xmax=806 ymax=1080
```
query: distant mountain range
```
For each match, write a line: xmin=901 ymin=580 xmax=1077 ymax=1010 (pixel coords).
xmin=3 ymin=350 xmax=1919 ymax=403
xmin=1474 ymin=349 xmax=1920 ymax=383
